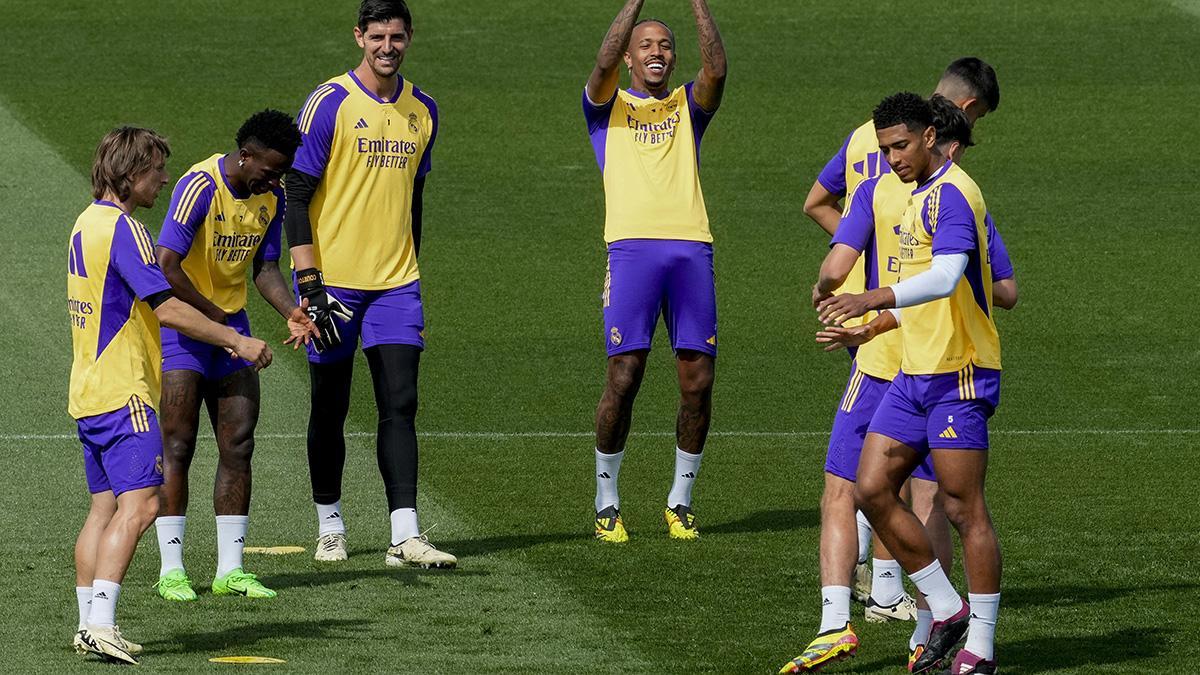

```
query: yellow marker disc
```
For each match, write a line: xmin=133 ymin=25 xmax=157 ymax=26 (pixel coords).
xmin=242 ymin=546 xmax=306 ymax=555
xmin=209 ymin=656 xmax=287 ymax=664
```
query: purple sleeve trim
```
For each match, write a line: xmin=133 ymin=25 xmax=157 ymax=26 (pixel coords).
xmin=158 ymin=172 xmax=215 ymax=256
xmin=112 ymin=215 xmax=172 ymax=301
xmin=583 ymin=87 xmax=616 ymax=172
xmin=816 ymin=132 xmax=853 ymax=197
xmin=292 ymin=83 xmax=349 ymax=179
xmin=986 ymin=212 xmax=1014 ymax=281
xmin=255 ymin=188 xmax=286 ymax=265
xmin=685 ymin=82 xmax=716 ymax=150
xmin=411 ymin=85 xmax=438 ymax=178
xmin=830 ymin=178 xmax=879 ymax=252
xmin=929 ymin=183 xmax=978 ymax=256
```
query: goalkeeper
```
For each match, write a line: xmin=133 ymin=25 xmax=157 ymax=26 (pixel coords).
xmin=283 ymin=0 xmax=455 ymax=568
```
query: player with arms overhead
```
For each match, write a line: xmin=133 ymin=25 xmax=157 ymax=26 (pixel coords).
xmin=152 ymin=110 xmax=315 ymax=602
xmin=69 ymin=128 xmax=270 ymax=664
xmin=583 ymin=0 xmax=727 ymax=542
xmin=285 ymin=0 xmax=455 ymax=568
xmin=815 ymin=93 xmax=1006 ymax=675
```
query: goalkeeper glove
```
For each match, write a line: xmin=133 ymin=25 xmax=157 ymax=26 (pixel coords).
xmin=296 ymin=268 xmax=353 ymax=353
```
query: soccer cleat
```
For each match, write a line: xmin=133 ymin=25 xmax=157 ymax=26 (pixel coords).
xmin=385 ymin=535 xmax=457 ymax=569
xmin=594 ymin=505 xmax=629 ymax=543
xmin=314 ymin=532 xmax=348 ymax=561
xmin=212 ymin=568 xmax=277 ymax=598
xmin=778 ymin=622 xmax=859 ymax=673
xmin=908 ymin=644 xmax=924 ymax=672
xmin=852 ymin=561 xmax=872 ymax=603
xmin=865 ymin=593 xmax=918 ymax=623
xmin=75 ymin=625 xmax=139 ymax=664
xmin=941 ymin=649 xmax=997 ymax=674
xmin=911 ymin=600 xmax=970 ymax=673
xmin=155 ymin=568 xmax=197 ymax=602
xmin=664 ymin=504 xmax=699 ymax=540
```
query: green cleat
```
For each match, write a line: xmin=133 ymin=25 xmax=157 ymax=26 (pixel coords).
xmin=212 ymin=568 xmax=277 ymax=598
xmin=155 ymin=569 xmax=197 ymax=602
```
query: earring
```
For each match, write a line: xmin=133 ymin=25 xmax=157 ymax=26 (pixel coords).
xmin=238 ymin=158 xmax=245 ymax=167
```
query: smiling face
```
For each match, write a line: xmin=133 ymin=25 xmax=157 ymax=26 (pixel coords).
xmin=238 ymin=145 xmax=292 ymax=195
xmin=354 ymin=18 xmax=411 ymax=79
xmin=623 ymin=21 xmax=676 ymax=93
xmin=876 ymin=123 xmax=937 ymax=183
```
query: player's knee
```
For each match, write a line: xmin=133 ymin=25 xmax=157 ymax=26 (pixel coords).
xmin=941 ymin=492 xmax=988 ymax=531
xmin=220 ymin=432 xmax=255 ymax=469
xmin=162 ymin=432 xmax=196 ymax=464
xmin=119 ymin=490 xmax=162 ymax=531
xmin=605 ymin=358 xmax=645 ymax=400
xmin=379 ymin=380 xmax=418 ymax=421
xmin=853 ymin=479 xmax=888 ymax=518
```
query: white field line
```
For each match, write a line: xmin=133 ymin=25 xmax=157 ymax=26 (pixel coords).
xmin=4 ymin=428 xmax=1198 ymax=441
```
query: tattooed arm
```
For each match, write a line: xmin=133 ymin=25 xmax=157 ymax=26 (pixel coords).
xmin=690 ymin=0 xmax=727 ymax=112
xmin=587 ymin=0 xmax=645 ymax=104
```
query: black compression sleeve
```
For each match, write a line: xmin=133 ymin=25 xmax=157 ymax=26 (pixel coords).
xmin=411 ymin=176 xmax=424 ymax=258
xmin=144 ymin=289 xmax=173 ymax=310
xmin=283 ymin=169 xmax=320 ymax=247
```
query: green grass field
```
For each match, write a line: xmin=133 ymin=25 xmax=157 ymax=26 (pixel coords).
xmin=1 ymin=0 xmax=1197 ymax=672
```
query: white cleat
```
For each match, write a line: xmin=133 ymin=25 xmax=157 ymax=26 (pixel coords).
xmin=75 ymin=625 xmax=140 ymax=664
xmin=314 ymin=532 xmax=348 ymax=562
xmin=852 ymin=562 xmax=872 ymax=603
xmin=385 ymin=535 xmax=457 ymax=569
xmin=864 ymin=593 xmax=918 ymax=623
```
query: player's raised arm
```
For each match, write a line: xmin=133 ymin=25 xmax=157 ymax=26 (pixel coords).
xmin=689 ymin=0 xmax=727 ymax=112
xmin=587 ymin=0 xmax=645 ymax=104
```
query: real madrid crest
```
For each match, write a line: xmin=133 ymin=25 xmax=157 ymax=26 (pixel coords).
xmin=408 ymin=112 xmax=420 ymax=134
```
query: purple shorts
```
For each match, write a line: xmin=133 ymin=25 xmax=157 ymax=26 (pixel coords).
xmin=297 ymin=279 xmax=425 ymax=364
xmin=162 ymin=309 xmax=253 ymax=380
xmin=602 ymin=239 xmax=717 ymax=357
xmin=868 ymin=366 xmax=1001 ymax=455
xmin=78 ymin=396 xmax=164 ymax=496
xmin=825 ymin=363 xmax=890 ymax=482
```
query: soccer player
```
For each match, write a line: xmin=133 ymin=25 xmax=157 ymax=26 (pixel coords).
xmin=779 ymin=97 xmax=1014 ymax=674
xmin=283 ymin=0 xmax=455 ymax=568
xmin=814 ymin=93 xmax=1007 ymax=675
xmin=70 ymin=127 xmax=270 ymax=664
xmin=802 ymin=57 xmax=1000 ymax=622
xmin=583 ymin=0 xmax=727 ymax=543
xmin=152 ymin=110 xmax=315 ymax=602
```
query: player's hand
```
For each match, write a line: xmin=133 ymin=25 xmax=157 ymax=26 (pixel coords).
xmin=232 ymin=335 xmax=273 ymax=370
xmin=296 ymin=268 xmax=354 ymax=353
xmin=816 ymin=292 xmax=872 ymax=326
xmin=812 ymin=283 xmax=832 ymax=309
xmin=283 ymin=298 xmax=322 ymax=350
xmin=816 ymin=324 xmax=875 ymax=352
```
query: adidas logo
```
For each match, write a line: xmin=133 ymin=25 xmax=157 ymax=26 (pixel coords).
xmin=234 ymin=537 xmax=245 ymax=543
xmin=598 ymin=472 xmax=611 ymax=479
xmin=326 ymin=512 xmax=341 ymax=519
xmin=938 ymin=426 xmax=959 ymax=440
xmin=681 ymin=472 xmax=696 ymax=478
xmin=215 ymin=212 xmax=225 ymax=222
xmin=879 ymin=571 xmax=895 ymax=578
xmin=95 ymin=592 xmax=108 ymax=600
xmin=354 ymin=118 xmax=369 ymax=129
xmin=822 ymin=598 xmax=832 ymax=606
xmin=166 ymin=537 xmax=182 ymax=545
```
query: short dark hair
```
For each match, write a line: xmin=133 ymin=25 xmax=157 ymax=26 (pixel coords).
xmin=91 ymin=127 xmax=171 ymax=201
xmin=873 ymin=92 xmax=933 ymax=134
xmin=236 ymin=109 xmax=302 ymax=158
xmin=942 ymin=57 xmax=1000 ymax=112
xmin=358 ymin=0 xmax=412 ymax=32
xmin=633 ymin=18 xmax=675 ymax=50
xmin=929 ymin=95 xmax=973 ymax=148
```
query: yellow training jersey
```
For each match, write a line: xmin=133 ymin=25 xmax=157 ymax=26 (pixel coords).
xmin=158 ymin=154 xmax=284 ymax=314
xmin=67 ymin=201 xmax=172 ymax=418
xmin=584 ymin=83 xmax=717 ymax=244
xmin=293 ymin=71 xmax=438 ymax=290
xmin=897 ymin=161 xmax=1001 ymax=374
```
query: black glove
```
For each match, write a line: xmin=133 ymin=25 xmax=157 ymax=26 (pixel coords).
xmin=296 ymin=268 xmax=353 ymax=353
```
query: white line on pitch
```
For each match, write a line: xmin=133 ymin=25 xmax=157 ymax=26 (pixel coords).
xmin=4 ymin=428 xmax=1198 ymax=441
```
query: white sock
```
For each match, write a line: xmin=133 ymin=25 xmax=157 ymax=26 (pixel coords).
xmin=910 ymin=609 xmax=933 ymax=650
xmin=215 ymin=515 xmax=248 ymax=576
xmin=965 ymin=592 xmax=1000 ymax=660
xmin=871 ymin=557 xmax=905 ymax=605
xmin=666 ymin=447 xmax=703 ymax=508
xmin=908 ymin=560 xmax=962 ymax=620
xmin=595 ymin=449 xmax=624 ymax=512
xmin=390 ymin=508 xmax=420 ymax=545
xmin=88 ymin=580 xmax=120 ymax=627
xmin=316 ymin=500 xmax=346 ymax=536
xmin=855 ymin=510 xmax=872 ymax=564
xmin=819 ymin=585 xmax=852 ymax=633
xmin=155 ymin=515 xmax=186 ymax=576
xmin=75 ymin=586 xmax=92 ymax=630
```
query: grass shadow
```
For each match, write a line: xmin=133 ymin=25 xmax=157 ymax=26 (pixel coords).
xmin=438 ymin=531 xmax=583 ymax=557
xmin=265 ymin=567 xmax=489 ymax=591
xmin=148 ymin=618 xmax=370 ymax=655
xmin=1003 ymin=582 xmax=1200 ymax=610
xmin=705 ymin=508 xmax=819 ymax=535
